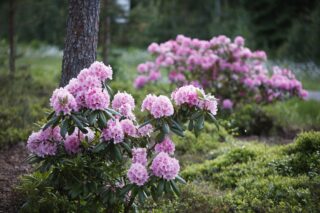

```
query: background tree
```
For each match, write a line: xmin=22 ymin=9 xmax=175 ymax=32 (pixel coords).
xmin=60 ymin=0 xmax=101 ymax=86
xmin=8 ymin=0 xmax=16 ymax=75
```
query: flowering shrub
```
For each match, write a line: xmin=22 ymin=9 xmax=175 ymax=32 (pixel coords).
xmin=135 ymin=35 xmax=308 ymax=108
xmin=25 ymin=61 xmax=219 ymax=212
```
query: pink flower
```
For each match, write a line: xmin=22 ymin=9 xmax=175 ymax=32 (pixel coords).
xmin=150 ymin=95 xmax=174 ymax=118
xmin=50 ymin=88 xmax=78 ymax=115
xmin=171 ymin=85 xmax=204 ymax=107
xmin=234 ymin=36 xmax=245 ymax=46
xmin=155 ymin=137 xmax=175 ymax=155
xmin=138 ymin=124 xmax=154 ymax=137
xmin=148 ymin=42 xmax=160 ymax=53
xmin=141 ymin=94 xmax=157 ymax=112
xmin=102 ymin=119 xmax=124 ymax=144
xmin=27 ymin=127 xmax=61 ymax=157
xmin=65 ymin=78 xmax=82 ymax=97
xmin=222 ymin=99 xmax=233 ymax=109
xmin=120 ymin=119 xmax=137 ymax=137
xmin=198 ymin=96 xmax=218 ymax=115
xmin=127 ymin=163 xmax=149 ymax=186
xmin=84 ymin=88 xmax=110 ymax=110
xmin=151 ymin=152 xmax=180 ymax=180
xmin=64 ymin=134 xmax=81 ymax=154
xmin=89 ymin=61 xmax=113 ymax=81
xmin=134 ymin=75 xmax=148 ymax=88
xmin=132 ymin=148 xmax=147 ymax=166
xmin=112 ymin=92 xmax=135 ymax=118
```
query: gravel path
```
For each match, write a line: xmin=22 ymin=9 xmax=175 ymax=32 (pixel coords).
xmin=307 ymin=90 xmax=320 ymax=101
xmin=0 ymin=142 xmax=31 ymax=213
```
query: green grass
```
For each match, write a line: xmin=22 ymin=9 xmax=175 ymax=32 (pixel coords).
xmin=263 ymin=98 xmax=320 ymax=132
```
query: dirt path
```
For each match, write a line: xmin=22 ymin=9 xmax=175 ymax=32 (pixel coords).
xmin=0 ymin=142 xmax=31 ymax=213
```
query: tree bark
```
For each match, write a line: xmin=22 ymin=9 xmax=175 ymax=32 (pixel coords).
xmin=102 ymin=0 xmax=111 ymax=64
xmin=60 ymin=0 xmax=101 ymax=87
xmin=8 ymin=0 xmax=16 ymax=75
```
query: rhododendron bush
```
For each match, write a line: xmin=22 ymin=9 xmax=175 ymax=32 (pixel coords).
xmin=25 ymin=61 xmax=218 ymax=211
xmin=135 ymin=35 xmax=308 ymax=109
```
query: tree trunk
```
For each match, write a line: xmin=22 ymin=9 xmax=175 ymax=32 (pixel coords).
xmin=60 ymin=0 xmax=101 ymax=87
xmin=102 ymin=0 xmax=111 ymax=64
xmin=8 ymin=0 xmax=16 ymax=75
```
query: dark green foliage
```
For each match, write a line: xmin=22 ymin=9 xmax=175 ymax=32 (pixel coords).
xmin=271 ymin=131 xmax=320 ymax=177
xmin=0 ymin=72 xmax=53 ymax=147
xmin=228 ymin=104 xmax=274 ymax=136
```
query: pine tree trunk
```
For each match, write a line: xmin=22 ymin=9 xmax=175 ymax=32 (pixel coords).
xmin=8 ymin=0 xmax=15 ymax=75
xmin=60 ymin=0 xmax=101 ymax=87
xmin=102 ymin=0 xmax=111 ymax=64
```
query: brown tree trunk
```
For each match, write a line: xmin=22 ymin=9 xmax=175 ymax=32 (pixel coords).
xmin=8 ymin=0 xmax=16 ymax=75
xmin=102 ymin=0 xmax=111 ymax=64
xmin=60 ymin=0 xmax=101 ymax=87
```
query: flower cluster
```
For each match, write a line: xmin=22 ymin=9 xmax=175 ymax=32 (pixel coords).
xmin=171 ymin=85 xmax=218 ymax=115
xmin=52 ymin=61 xmax=112 ymax=114
xmin=132 ymin=148 xmax=147 ymax=166
xmin=127 ymin=163 xmax=149 ymax=186
xmin=155 ymin=137 xmax=175 ymax=155
xmin=151 ymin=152 xmax=180 ymax=180
xmin=102 ymin=119 xmax=125 ymax=144
xmin=64 ymin=128 xmax=94 ymax=154
xmin=135 ymin=35 xmax=308 ymax=106
xmin=112 ymin=92 xmax=135 ymax=119
xmin=27 ymin=127 xmax=62 ymax=157
xmin=141 ymin=95 xmax=174 ymax=118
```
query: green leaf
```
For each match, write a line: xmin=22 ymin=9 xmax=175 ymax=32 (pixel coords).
xmin=170 ymin=126 xmax=185 ymax=137
xmin=155 ymin=132 xmax=166 ymax=142
xmin=188 ymin=120 xmax=194 ymax=131
xmin=99 ymin=111 xmax=108 ymax=127
xmin=67 ymin=125 xmax=75 ymax=135
xmin=106 ymin=108 xmax=121 ymax=116
xmin=164 ymin=181 xmax=171 ymax=194
xmin=190 ymin=111 xmax=202 ymax=120
xmin=195 ymin=114 xmax=204 ymax=130
xmin=46 ymin=111 xmax=55 ymax=121
xmin=88 ymin=111 xmax=98 ymax=125
xmin=157 ymin=181 xmax=164 ymax=196
xmin=170 ymin=118 xmax=183 ymax=131
xmin=138 ymin=189 xmax=147 ymax=204
xmin=121 ymin=142 xmax=132 ymax=155
xmin=207 ymin=112 xmax=219 ymax=130
xmin=139 ymin=119 xmax=152 ymax=129
xmin=175 ymin=175 xmax=187 ymax=184
xmin=93 ymin=142 xmax=108 ymax=153
xmin=120 ymin=184 xmax=134 ymax=196
xmin=170 ymin=180 xmax=180 ymax=196
xmin=162 ymin=122 xmax=170 ymax=134
xmin=43 ymin=115 xmax=59 ymax=130
xmin=60 ymin=119 xmax=70 ymax=138
xmin=71 ymin=114 xmax=87 ymax=133
xmin=114 ymin=145 xmax=122 ymax=161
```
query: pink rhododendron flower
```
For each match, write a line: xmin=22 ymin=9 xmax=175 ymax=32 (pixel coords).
xmin=222 ymin=99 xmax=233 ymax=109
xmin=132 ymin=148 xmax=147 ymax=166
xmin=127 ymin=163 xmax=149 ymax=186
xmin=155 ymin=137 xmax=175 ymax=155
xmin=151 ymin=152 xmax=180 ymax=180
xmin=112 ymin=92 xmax=135 ymax=118
xmin=120 ymin=119 xmax=137 ymax=137
xmin=149 ymin=95 xmax=174 ymax=118
xmin=50 ymin=88 xmax=78 ymax=115
xmin=84 ymin=88 xmax=110 ymax=110
xmin=134 ymin=75 xmax=149 ymax=88
xmin=141 ymin=94 xmax=157 ymax=112
xmin=138 ymin=124 xmax=154 ymax=137
xmin=64 ymin=134 xmax=81 ymax=154
xmin=171 ymin=85 xmax=204 ymax=106
xmin=27 ymin=127 xmax=62 ymax=157
xmin=102 ymin=119 xmax=124 ymax=144
xmin=89 ymin=61 xmax=113 ymax=81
